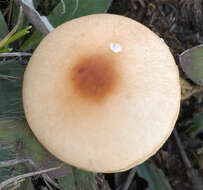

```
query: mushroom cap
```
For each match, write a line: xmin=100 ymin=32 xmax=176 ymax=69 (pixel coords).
xmin=23 ymin=14 xmax=180 ymax=173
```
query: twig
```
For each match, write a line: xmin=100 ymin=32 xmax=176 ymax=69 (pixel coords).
xmin=121 ymin=167 xmax=137 ymax=190
xmin=24 ymin=159 xmax=61 ymax=189
xmin=95 ymin=174 xmax=111 ymax=190
xmin=0 ymin=74 xmax=21 ymax=81
xmin=60 ymin=0 xmax=66 ymax=14
xmin=0 ymin=159 xmax=28 ymax=168
xmin=131 ymin=0 xmax=145 ymax=8
xmin=0 ymin=6 xmax=23 ymax=48
xmin=0 ymin=158 xmax=60 ymax=189
xmin=3 ymin=8 xmax=9 ymax=17
xmin=43 ymin=178 xmax=53 ymax=190
xmin=181 ymin=87 xmax=203 ymax=101
xmin=173 ymin=129 xmax=192 ymax=167
xmin=0 ymin=165 xmax=62 ymax=189
xmin=173 ymin=128 xmax=203 ymax=190
xmin=0 ymin=52 xmax=32 ymax=57
xmin=138 ymin=0 xmax=146 ymax=7
xmin=70 ymin=0 xmax=79 ymax=17
xmin=14 ymin=0 xmax=54 ymax=34
xmin=7 ymin=179 xmax=24 ymax=190
xmin=8 ymin=179 xmax=25 ymax=190
xmin=8 ymin=0 xmax=14 ymax=25
xmin=42 ymin=174 xmax=60 ymax=189
xmin=180 ymin=78 xmax=203 ymax=101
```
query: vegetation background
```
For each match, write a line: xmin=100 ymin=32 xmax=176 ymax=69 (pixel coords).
xmin=0 ymin=0 xmax=203 ymax=190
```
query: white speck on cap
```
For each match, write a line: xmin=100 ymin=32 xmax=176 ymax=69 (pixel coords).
xmin=110 ymin=43 xmax=122 ymax=53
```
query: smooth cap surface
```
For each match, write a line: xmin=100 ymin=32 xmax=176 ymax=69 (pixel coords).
xmin=23 ymin=14 xmax=181 ymax=173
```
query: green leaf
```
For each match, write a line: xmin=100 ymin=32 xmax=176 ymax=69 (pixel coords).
xmin=22 ymin=0 xmax=112 ymax=50
xmin=187 ymin=113 xmax=203 ymax=137
xmin=58 ymin=166 xmax=77 ymax=190
xmin=0 ymin=48 xmax=13 ymax=53
xmin=0 ymin=144 xmax=15 ymax=182
xmin=0 ymin=120 xmax=61 ymax=168
xmin=73 ymin=168 xmax=94 ymax=190
xmin=48 ymin=0 xmax=112 ymax=27
xmin=0 ymin=119 xmax=95 ymax=186
xmin=0 ymin=60 xmax=25 ymax=120
xmin=11 ymin=3 xmax=28 ymax=31
xmin=58 ymin=166 xmax=95 ymax=190
xmin=0 ymin=26 xmax=32 ymax=49
xmin=179 ymin=45 xmax=203 ymax=85
xmin=0 ymin=145 xmax=14 ymax=162
xmin=0 ymin=119 xmax=74 ymax=181
xmin=137 ymin=162 xmax=172 ymax=190
xmin=59 ymin=176 xmax=76 ymax=190
xmin=0 ymin=11 xmax=8 ymax=40
xmin=17 ymin=179 xmax=35 ymax=190
xmin=21 ymin=30 xmax=44 ymax=51
xmin=0 ymin=58 xmax=68 ymax=179
xmin=0 ymin=145 xmax=25 ymax=184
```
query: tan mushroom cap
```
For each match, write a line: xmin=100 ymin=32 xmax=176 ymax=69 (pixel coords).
xmin=23 ymin=14 xmax=180 ymax=173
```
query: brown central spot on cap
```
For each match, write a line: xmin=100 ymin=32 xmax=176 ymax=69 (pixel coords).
xmin=70 ymin=54 xmax=119 ymax=103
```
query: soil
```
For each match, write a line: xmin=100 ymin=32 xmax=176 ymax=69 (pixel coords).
xmin=106 ymin=0 xmax=203 ymax=190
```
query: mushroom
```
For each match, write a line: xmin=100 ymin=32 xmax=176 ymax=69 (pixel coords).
xmin=23 ymin=14 xmax=180 ymax=173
